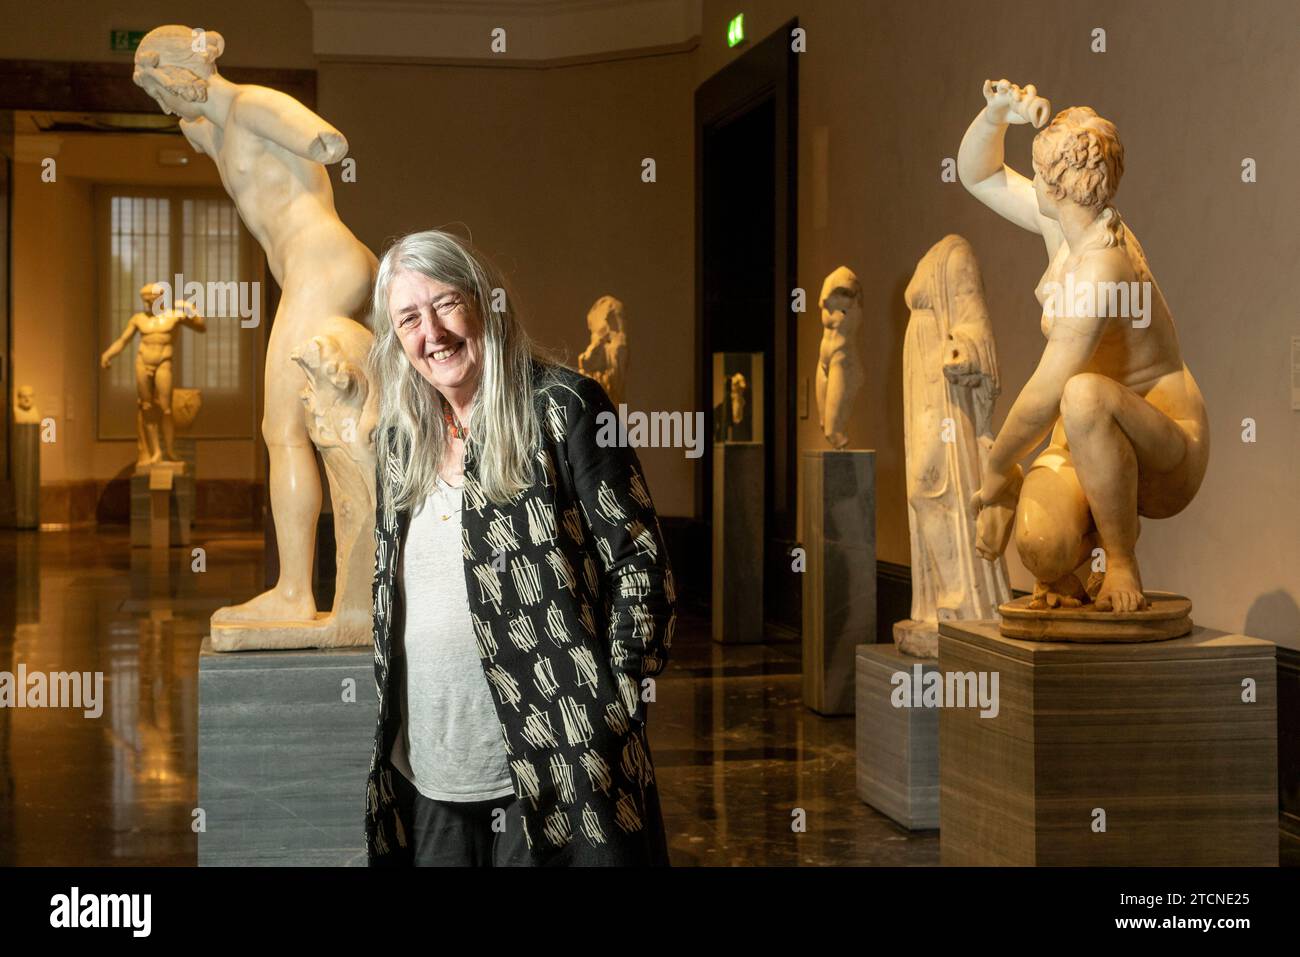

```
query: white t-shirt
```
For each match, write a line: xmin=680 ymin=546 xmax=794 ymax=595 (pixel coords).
xmin=389 ymin=476 xmax=515 ymax=802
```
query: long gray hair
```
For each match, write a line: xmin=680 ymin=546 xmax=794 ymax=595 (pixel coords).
xmin=368 ymin=229 xmax=547 ymax=522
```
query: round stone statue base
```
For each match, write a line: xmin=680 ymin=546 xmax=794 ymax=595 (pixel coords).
xmin=997 ymin=591 xmax=1193 ymax=643
xmin=892 ymin=619 xmax=939 ymax=659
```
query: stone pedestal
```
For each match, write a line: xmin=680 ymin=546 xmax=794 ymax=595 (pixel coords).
xmin=712 ymin=441 xmax=764 ymax=644
xmin=801 ymin=449 xmax=875 ymax=714
xmin=939 ymin=619 xmax=1278 ymax=865
xmin=197 ymin=639 xmax=377 ymax=865
xmin=14 ymin=422 xmax=39 ymax=529
xmin=131 ymin=464 xmax=194 ymax=548
xmin=856 ymin=643 xmax=938 ymax=829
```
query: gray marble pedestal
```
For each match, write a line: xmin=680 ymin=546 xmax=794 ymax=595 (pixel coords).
xmin=801 ymin=449 xmax=875 ymax=714
xmin=14 ymin=422 xmax=39 ymax=529
xmin=197 ymin=639 xmax=378 ymax=866
xmin=131 ymin=466 xmax=194 ymax=547
xmin=855 ymin=643 xmax=939 ymax=829
xmin=712 ymin=441 xmax=764 ymax=643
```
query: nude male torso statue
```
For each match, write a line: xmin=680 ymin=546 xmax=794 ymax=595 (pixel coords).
xmin=135 ymin=25 xmax=378 ymax=624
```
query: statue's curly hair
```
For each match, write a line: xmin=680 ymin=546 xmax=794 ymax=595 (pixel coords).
xmin=132 ymin=25 xmax=226 ymax=104
xmin=1032 ymin=106 xmax=1126 ymax=245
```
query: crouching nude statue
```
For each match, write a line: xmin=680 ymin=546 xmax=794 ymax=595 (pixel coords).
xmin=134 ymin=25 xmax=379 ymax=648
xmin=958 ymin=79 xmax=1208 ymax=640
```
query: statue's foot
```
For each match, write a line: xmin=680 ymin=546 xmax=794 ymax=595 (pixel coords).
xmin=1029 ymin=573 xmax=1088 ymax=610
xmin=212 ymin=587 xmax=317 ymax=625
xmin=1093 ymin=560 xmax=1147 ymax=613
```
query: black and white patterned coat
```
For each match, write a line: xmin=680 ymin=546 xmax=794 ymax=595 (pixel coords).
xmin=365 ymin=362 xmax=676 ymax=865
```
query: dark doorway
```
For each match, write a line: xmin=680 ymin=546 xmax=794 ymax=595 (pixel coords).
xmin=695 ymin=21 xmax=799 ymax=640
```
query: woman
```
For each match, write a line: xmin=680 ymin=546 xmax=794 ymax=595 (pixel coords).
xmin=959 ymin=79 xmax=1209 ymax=613
xmin=363 ymin=229 xmax=675 ymax=866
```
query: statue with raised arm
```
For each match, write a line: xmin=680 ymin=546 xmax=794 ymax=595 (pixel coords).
xmin=816 ymin=267 xmax=864 ymax=449
xmin=578 ymin=294 xmax=629 ymax=406
xmin=134 ymin=25 xmax=380 ymax=646
xmin=958 ymin=79 xmax=1208 ymax=638
xmin=895 ymin=235 xmax=1010 ymax=658
xmin=100 ymin=281 xmax=206 ymax=469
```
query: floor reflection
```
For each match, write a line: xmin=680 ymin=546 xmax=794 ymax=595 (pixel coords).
xmin=0 ymin=525 xmax=938 ymax=866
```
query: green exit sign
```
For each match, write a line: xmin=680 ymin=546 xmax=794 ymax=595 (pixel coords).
xmin=110 ymin=30 xmax=146 ymax=53
xmin=727 ymin=13 xmax=745 ymax=48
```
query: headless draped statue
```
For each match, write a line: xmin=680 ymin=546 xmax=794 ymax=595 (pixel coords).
xmin=895 ymin=236 xmax=1011 ymax=658
xmin=959 ymin=79 xmax=1208 ymax=640
xmin=134 ymin=25 xmax=380 ymax=648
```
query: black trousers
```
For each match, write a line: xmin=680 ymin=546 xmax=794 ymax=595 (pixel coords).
xmin=411 ymin=787 xmax=672 ymax=867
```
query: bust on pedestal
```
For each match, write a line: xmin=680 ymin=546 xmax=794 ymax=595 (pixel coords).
xmin=13 ymin=385 xmax=41 ymax=529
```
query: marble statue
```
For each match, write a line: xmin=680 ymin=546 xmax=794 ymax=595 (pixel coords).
xmin=959 ymin=79 xmax=1208 ymax=635
xmin=172 ymin=388 xmax=202 ymax=433
xmin=275 ymin=326 xmax=379 ymax=650
xmin=13 ymin=385 xmax=40 ymax=425
xmin=100 ymin=282 xmax=206 ymax=470
xmin=13 ymin=386 xmax=40 ymax=529
xmin=816 ymin=267 xmax=864 ymax=449
xmin=135 ymin=25 xmax=379 ymax=648
xmin=895 ymin=236 xmax=1011 ymax=658
xmin=729 ymin=373 xmax=748 ymax=427
xmin=577 ymin=295 xmax=628 ymax=406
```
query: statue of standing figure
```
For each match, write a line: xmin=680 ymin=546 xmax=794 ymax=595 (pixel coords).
xmin=816 ymin=267 xmax=864 ymax=449
xmin=100 ymin=282 xmax=206 ymax=470
xmin=959 ymin=79 xmax=1208 ymax=637
xmin=578 ymin=295 xmax=628 ymax=407
xmin=895 ymin=235 xmax=1010 ymax=658
xmin=134 ymin=25 xmax=379 ymax=646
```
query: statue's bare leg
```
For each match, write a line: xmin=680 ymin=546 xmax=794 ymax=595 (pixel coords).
xmin=212 ymin=333 xmax=320 ymax=623
xmin=1059 ymin=373 xmax=1189 ymax=613
xmin=823 ymin=356 xmax=849 ymax=447
xmin=156 ymin=359 xmax=177 ymax=462
xmin=136 ymin=360 xmax=162 ymax=464
xmin=1015 ymin=447 xmax=1094 ymax=608
xmin=815 ymin=361 xmax=828 ymax=432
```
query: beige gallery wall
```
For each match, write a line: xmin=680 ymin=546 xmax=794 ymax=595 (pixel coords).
xmin=318 ymin=51 xmax=697 ymax=517
xmin=695 ymin=0 xmax=1300 ymax=647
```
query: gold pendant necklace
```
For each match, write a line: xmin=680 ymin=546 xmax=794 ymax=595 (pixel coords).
xmin=435 ymin=475 xmax=462 ymax=522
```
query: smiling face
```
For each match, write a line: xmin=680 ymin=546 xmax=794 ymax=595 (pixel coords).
xmin=388 ymin=269 xmax=484 ymax=402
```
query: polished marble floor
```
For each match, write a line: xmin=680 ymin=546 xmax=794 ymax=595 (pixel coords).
xmin=0 ymin=524 xmax=938 ymax=866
